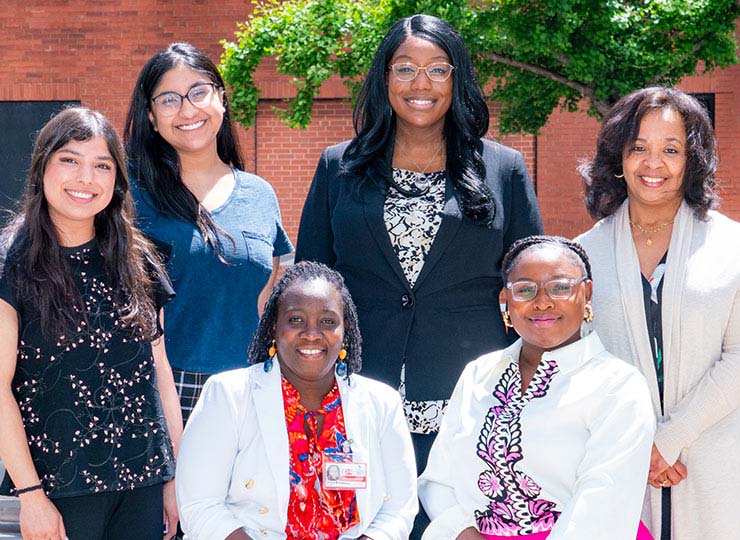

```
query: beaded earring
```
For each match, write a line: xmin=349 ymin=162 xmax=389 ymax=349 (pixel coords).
xmin=335 ymin=345 xmax=348 ymax=377
xmin=264 ymin=340 xmax=277 ymax=372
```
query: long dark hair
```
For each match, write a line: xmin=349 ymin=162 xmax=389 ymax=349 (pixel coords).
xmin=123 ymin=42 xmax=245 ymax=259
xmin=580 ymin=86 xmax=719 ymax=220
xmin=342 ymin=14 xmax=495 ymax=225
xmin=0 ymin=107 xmax=162 ymax=339
xmin=247 ymin=261 xmax=362 ymax=379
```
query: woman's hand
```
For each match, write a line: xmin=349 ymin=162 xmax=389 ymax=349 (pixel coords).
xmin=163 ymin=479 xmax=178 ymax=539
xmin=456 ymin=526 xmax=486 ymax=540
xmin=18 ymin=489 xmax=66 ymax=540
xmin=648 ymin=443 xmax=688 ymax=488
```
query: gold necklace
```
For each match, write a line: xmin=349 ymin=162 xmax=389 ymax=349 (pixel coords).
xmin=629 ymin=219 xmax=673 ymax=246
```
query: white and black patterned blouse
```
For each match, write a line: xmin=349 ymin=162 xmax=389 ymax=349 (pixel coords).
xmin=0 ymin=239 xmax=176 ymax=498
xmin=385 ymin=168 xmax=448 ymax=434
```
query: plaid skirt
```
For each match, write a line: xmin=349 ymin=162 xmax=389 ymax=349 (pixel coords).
xmin=173 ymin=368 xmax=211 ymax=427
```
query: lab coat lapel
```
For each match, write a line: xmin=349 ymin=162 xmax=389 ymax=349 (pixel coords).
xmin=252 ymin=362 xmax=291 ymax=512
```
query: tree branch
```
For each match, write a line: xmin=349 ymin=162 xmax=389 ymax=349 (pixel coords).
xmin=482 ymin=51 xmax=612 ymax=116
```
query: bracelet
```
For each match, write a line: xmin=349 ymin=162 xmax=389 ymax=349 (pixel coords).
xmin=13 ymin=483 xmax=44 ymax=496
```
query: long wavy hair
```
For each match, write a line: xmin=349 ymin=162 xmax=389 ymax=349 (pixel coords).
xmin=580 ymin=86 xmax=719 ymax=220
xmin=342 ymin=14 xmax=495 ymax=225
xmin=0 ymin=107 xmax=162 ymax=339
xmin=123 ymin=42 xmax=244 ymax=260
xmin=247 ymin=261 xmax=362 ymax=379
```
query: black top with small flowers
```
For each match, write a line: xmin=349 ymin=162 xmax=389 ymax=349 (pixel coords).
xmin=0 ymin=239 xmax=176 ymax=499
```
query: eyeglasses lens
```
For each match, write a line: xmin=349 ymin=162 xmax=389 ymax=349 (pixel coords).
xmin=510 ymin=280 xmax=575 ymax=301
xmin=392 ymin=63 xmax=453 ymax=82
xmin=154 ymin=84 xmax=216 ymax=116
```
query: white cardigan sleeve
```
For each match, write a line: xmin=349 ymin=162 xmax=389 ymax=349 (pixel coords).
xmin=361 ymin=388 xmax=419 ymax=540
xmin=417 ymin=362 xmax=477 ymax=540
xmin=176 ymin=373 xmax=247 ymax=540
xmin=548 ymin=371 xmax=656 ymax=540
xmin=655 ymin=287 xmax=740 ymax=464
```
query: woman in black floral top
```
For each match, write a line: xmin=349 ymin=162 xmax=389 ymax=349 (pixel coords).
xmin=0 ymin=108 xmax=182 ymax=540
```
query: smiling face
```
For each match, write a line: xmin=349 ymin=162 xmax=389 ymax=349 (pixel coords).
xmin=387 ymin=35 xmax=453 ymax=134
xmin=42 ymin=136 xmax=116 ymax=246
xmin=622 ymin=108 xmax=687 ymax=214
xmin=147 ymin=63 xmax=225 ymax=158
xmin=274 ymin=277 xmax=346 ymax=394
xmin=500 ymin=245 xmax=592 ymax=360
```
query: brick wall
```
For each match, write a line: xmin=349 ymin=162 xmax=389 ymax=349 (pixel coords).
xmin=3 ymin=1 xmax=739 ymax=242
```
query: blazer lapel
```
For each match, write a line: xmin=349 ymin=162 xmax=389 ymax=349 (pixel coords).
xmin=363 ymin=184 xmax=410 ymax=287
xmin=413 ymin=175 xmax=462 ymax=290
xmin=252 ymin=363 xmax=291 ymax=512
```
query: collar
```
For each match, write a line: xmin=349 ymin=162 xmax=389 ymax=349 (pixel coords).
xmin=500 ymin=331 xmax=606 ymax=375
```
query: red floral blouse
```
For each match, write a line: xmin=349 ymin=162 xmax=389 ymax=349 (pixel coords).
xmin=282 ymin=377 xmax=360 ymax=540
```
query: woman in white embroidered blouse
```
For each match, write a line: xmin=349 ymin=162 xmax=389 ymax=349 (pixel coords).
xmin=418 ymin=236 xmax=655 ymax=540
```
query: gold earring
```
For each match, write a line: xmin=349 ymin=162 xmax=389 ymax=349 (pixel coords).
xmin=268 ymin=339 xmax=276 ymax=357
xmin=502 ymin=311 xmax=513 ymax=329
xmin=584 ymin=305 xmax=594 ymax=323
xmin=338 ymin=345 xmax=347 ymax=361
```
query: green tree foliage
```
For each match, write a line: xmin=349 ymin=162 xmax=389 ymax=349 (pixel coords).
xmin=220 ymin=0 xmax=740 ymax=134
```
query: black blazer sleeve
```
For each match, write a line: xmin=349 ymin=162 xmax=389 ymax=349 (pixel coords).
xmin=502 ymin=148 xmax=544 ymax=250
xmin=295 ymin=144 xmax=347 ymax=266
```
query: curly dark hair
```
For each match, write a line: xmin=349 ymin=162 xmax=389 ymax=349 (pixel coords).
xmin=580 ymin=86 xmax=718 ymax=220
xmin=501 ymin=235 xmax=592 ymax=283
xmin=247 ymin=261 xmax=362 ymax=379
xmin=0 ymin=107 xmax=163 ymax=339
xmin=341 ymin=14 xmax=495 ymax=226
xmin=124 ymin=43 xmax=244 ymax=262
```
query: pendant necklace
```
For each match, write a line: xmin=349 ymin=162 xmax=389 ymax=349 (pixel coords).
xmin=629 ymin=219 xmax=673 ymax=246
xmin=389 ymin=143 xmax=445 ymax=197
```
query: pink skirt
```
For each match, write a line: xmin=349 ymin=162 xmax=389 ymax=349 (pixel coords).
xmin=481 ymin=520 xmax=653 ymax=540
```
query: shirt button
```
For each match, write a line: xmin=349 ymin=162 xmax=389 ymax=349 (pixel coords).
xmin=401 ymin=294 xmax=414 ymax=308
xmin=259 ymin=507 xmax=269 ymax=514
xmin=260 ymin=529 xmax=268 ymax=535
xmin=245 ymin=479 xmax=254 ymax=489
xmin=383 ymin=494 xmax=391 ymax=501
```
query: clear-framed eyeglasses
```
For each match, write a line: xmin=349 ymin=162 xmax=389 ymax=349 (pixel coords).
xmin=505 ymin=276 xmax=590 ymax=302
xmin=150 ymin=82 xmax=222 ymax=117
xmin=389 ymin=62 xmax=455 ymax=82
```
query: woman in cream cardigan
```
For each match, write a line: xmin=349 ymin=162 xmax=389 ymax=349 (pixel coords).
xmin=577 ymin=86 xmax=740 ymax=540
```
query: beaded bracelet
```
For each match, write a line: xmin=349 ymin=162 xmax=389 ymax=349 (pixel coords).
xmin=13 ymin=483 xmax=44 ymax=495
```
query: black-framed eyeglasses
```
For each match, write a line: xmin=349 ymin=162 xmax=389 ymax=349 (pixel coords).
xmin=389 ymin=62 xmax=455 ymax=82
xmin=505 ymin=276 xmax=589 ymax=302
xmin=151 ymin=82 xmax=222 ymax=117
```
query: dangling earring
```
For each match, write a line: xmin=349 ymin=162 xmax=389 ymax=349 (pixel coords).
xmin=264 ymin=339 xmax=276 ymax=372
xmin=500 ymin=303 xmax=513 ymax=330
xmin=584 ymin=305 xmax=594 ymax=323
xmin=335 ymin=345 xmax=348 ymax=377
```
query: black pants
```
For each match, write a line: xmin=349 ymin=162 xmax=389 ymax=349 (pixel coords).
xmin=53 ymin=483 xmax=163 ymax=540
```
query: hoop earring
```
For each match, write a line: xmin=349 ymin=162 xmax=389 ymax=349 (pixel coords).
xmin=614 ymin=173 xmax=625 ymax=179
xmin=584 ymin=305 xmax=594 ymax=323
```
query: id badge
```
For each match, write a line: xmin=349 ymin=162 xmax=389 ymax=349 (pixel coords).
xmin=323 ymin=451 xmax=367 ymax=490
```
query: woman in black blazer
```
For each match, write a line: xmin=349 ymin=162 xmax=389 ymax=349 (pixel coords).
xmin=296 ymin=14 xmax=543 ymax=476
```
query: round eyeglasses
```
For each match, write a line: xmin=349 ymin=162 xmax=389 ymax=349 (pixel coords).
xmin=389 ymin=62 xmax=455 ymax=82
xmin=151 ymin=83 xmax=222 ymax=117
xmin=505 ymin=276 xmax=589 ymax=302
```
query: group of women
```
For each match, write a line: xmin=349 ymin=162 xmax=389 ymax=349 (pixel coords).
xmin=0 ymin=12 xmax=737 ymax=540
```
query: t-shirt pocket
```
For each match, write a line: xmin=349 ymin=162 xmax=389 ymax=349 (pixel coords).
xmin=241 ymin=231 xmax=273 ymax=272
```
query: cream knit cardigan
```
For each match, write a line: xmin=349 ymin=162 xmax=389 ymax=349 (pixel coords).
xmin=576 ymin=200 xmax=740 ymax=540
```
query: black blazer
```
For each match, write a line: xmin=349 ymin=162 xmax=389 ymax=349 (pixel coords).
xmin=295 ymin=139 xmax=543 ymax=401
